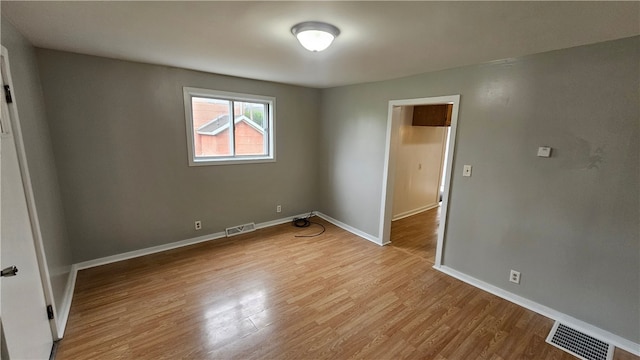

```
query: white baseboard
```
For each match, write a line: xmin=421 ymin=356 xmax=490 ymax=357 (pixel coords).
xmin=435 ymin=265 xmax=640 ymax=356
xmin=255 ymin=212 xmax=310 ymax=230
xmin=56 ymin=265 xmax=78 ymax=338
xmin=392 ymin=203 xmax=439 ymax=221
xmin=315 ymin=212 xmax=382 ymax=245
xmin=74 ymin=231 xmax=226 ymax=270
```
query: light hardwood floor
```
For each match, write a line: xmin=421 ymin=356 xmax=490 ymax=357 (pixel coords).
xmin=57 ymin=216 xmax=638 ymax=359
xmin=390 ymin=207 xmax=440 ymax=263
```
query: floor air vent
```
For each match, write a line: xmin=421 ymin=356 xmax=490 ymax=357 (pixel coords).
xmin=225 ymin=223 xmax=256 ymax=237
xmin=546 ymin=322 xmax=613 ymax=360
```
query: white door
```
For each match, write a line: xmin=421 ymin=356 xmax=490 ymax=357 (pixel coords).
xmin=0 ymin=50 xmax=53 ymax=360
xmin=1 ymin=83 xmax=4 ymax=360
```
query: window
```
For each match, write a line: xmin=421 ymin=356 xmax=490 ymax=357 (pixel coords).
xmin=183 ymin=87 xmax=275 ymax=166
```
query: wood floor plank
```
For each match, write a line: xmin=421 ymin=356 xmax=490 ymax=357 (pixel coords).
xmin=390 ymin=207 xmax=440 ymax=262
xmin=55 ymin=213 xmax=639 ymax=360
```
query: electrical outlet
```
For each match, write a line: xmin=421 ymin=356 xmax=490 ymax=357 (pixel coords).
xmin=276 ymin=205 xmax=282 ymax=213
xmin=509 ymin=270 xmax=521 ymax=284
xmin=194 ymin=220 xmax=202 ymax=230
xmin=463 ymin=165 xmax=472 ymax=177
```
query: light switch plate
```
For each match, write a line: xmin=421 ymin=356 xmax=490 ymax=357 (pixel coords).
xmin=537 ymin=146 xmax=552 ymax=157
xmin=463 ymin=165 xmax=472 ymax=177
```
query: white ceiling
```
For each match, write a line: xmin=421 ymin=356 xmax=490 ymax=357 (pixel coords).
xmin=3 ymin=1 xmax=639 ymax=88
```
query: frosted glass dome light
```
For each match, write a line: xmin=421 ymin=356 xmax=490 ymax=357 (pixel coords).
xmin=291 ymin=21 xmax=340 ymax=52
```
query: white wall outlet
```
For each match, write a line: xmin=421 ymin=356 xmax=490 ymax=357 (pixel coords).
xmin=509 ymin=269 xmax=521 ymax=284
xmin=463 ymin=165 xmax=472 ymax=177
xmin=194 ymin=220 xmax=202 ymax=230
xmin=276 ymin=205 xmax=282 ymax=213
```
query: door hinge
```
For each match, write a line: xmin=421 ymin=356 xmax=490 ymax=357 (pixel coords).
xmin=4 ymin=85 xmax=12 ymax=103
xmin=47 ymin=305 xmax=54 ymax=320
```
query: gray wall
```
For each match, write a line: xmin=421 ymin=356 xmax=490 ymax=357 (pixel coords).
xmin=318 ymin=37 xmax=640 ymax=342
xmin=1 ymin=19 xmax=73 ymax=321
xmin=36 ymin=49 xmax=321 ymax=263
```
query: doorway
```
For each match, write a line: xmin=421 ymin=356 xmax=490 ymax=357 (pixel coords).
xmin=378 ymin=95 xmax=460 ymax=268
xmin=388 ymin=104 xmax=450 ymax=263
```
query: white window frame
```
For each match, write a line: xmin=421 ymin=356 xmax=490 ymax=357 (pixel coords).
xmin=183 ymin=87 xmax=276 ymax=166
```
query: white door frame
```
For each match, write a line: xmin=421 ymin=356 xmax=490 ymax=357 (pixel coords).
xmin=1 ymin=46 xmax=59 ymax=339
xmin=379 ymin=95 xmax=460 ymax=267
xmin=0 ymin=82 xmax=3 ymax=360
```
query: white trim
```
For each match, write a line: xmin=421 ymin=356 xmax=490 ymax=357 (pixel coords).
xmin=392 ymin=203 xmax=439 ymax=222
xmin=255 ymin=213 xmax=310 ymax=230
xmin=190 ymin=157 xmax=276 ymax=166
xmin=434 ymin=99 xmax=459 ymax=267
xmin=315 ymin=212 xmax=384 ymax=245
xmin=378 ymin=105 xmax=397 ymax=246
xmin=183 ymin=87 xmax=276 ymax=167
xmin=435 ymin=265 xmax=640 ymax=356
xmin=1 ymin=46 xmax=61 ymax=340
xmin=380 ymin=95 xmax=460 ymax=268
xmin=56 ymin=266 xmax=77 ymax=337
xmin=74 ymin=231 xmax=226 ymax=270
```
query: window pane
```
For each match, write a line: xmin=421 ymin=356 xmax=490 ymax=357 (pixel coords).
xmin=192 ymin=97 xmax=232 ymax=157
xmin=184 ymin=87 xmax=275 ymax=166
xmin=234 ymin=102 xmax=267 ymax=156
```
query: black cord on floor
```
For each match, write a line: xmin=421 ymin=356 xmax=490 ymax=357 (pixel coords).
xmin=293 ymin=211 xmax=326 ymax=237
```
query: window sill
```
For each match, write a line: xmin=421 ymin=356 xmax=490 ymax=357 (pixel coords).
xmin=188 ymin=157 xmax=276 ymax=167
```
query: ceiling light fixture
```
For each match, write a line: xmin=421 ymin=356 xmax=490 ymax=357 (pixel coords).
xmin=291 ymin=21 xmax=340 ymax=52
